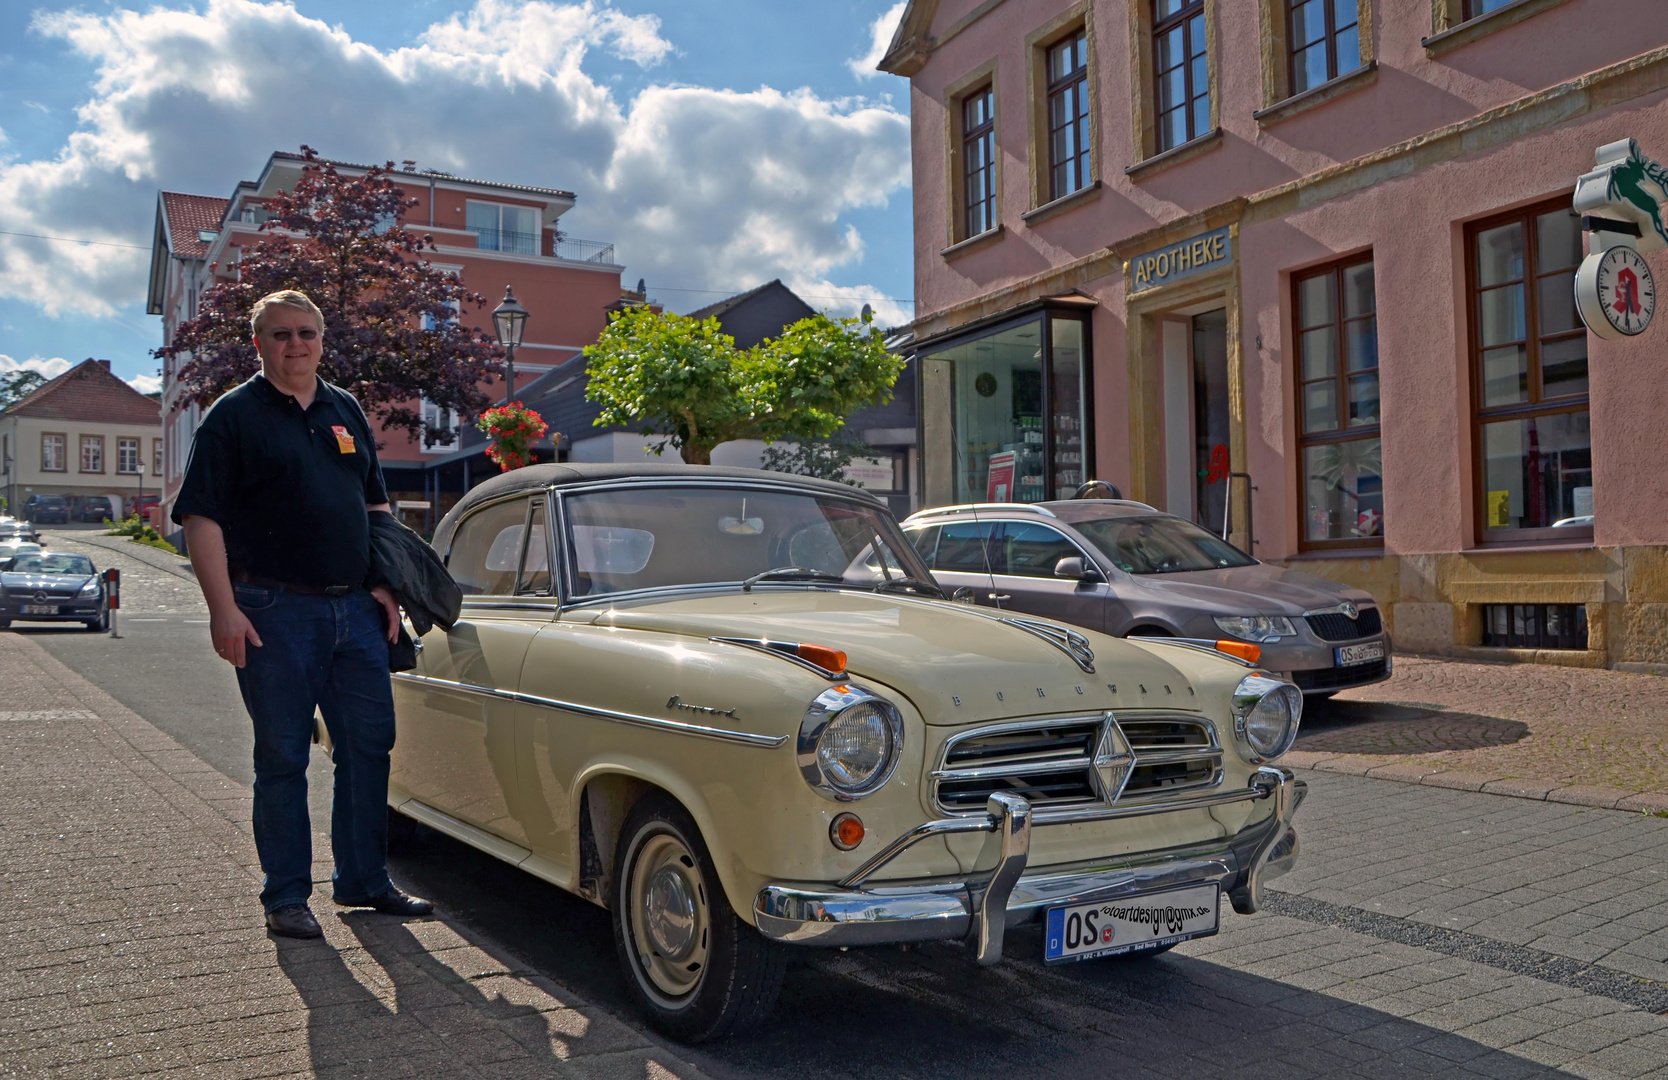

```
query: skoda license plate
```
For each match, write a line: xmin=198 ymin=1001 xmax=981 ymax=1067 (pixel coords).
xmin=22 ymin=604 xmax=56 ymax=615
xmin=1044 ymin=883 xmax=1219 ymax=964
xmin=1335 ymin=641 xmax=1384 ymax=666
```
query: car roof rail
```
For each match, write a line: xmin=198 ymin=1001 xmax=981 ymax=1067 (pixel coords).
xmin=903 ymin=502 xmax=1058 ymax=521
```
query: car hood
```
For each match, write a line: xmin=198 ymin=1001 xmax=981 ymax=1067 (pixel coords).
xmin=1125 ymin=562 xmax=1374 ymax=616
xmin=2 ymin=572 xmax=95 ymax=590
xmin=586 ymin=589 xmax=1204 ymax=726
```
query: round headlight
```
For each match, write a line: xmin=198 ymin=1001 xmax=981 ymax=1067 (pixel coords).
xmin=799 ymin=687 xmax=904 ymax=801
xmin=1230 ymin=675 xmax=1303 ymax=761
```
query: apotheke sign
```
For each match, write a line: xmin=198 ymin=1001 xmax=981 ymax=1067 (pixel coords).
xmin=1129 ymin=226 xmax=1232 ymax=293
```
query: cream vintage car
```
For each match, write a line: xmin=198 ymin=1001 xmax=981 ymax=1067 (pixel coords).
xmin=388 ymin=463 xmax=1305 ymax=1042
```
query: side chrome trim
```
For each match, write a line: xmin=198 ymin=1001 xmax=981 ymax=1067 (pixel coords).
xmin=1133 ymin=637 xmax=1260 ymax=667
xmin=710 ymin=636 xmax=845 ymax=680
xmin=391 ymin=671 xmax=787 ymax=748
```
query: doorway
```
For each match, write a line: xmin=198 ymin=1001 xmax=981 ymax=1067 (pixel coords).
xmin=1160 ymin=308 xmax=1229 ymax=529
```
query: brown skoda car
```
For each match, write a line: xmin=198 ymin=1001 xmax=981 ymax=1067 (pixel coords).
xmin=902 ymin=501 xmax=1391 ymax=696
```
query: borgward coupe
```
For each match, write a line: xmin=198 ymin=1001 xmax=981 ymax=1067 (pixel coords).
xmin=389 ymin=464 xmax=1305 ymax=1042
xmin=0 ymin=551 xmax=109 ymax=631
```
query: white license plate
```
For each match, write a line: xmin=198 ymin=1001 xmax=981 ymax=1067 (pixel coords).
xmin=21 ymin=604 xmax=58 ymax=615
xmin=1335 ymin=641 xmax=1385 ymax=666
xmin=1043 ymin=883 xmax=1220 ymax=964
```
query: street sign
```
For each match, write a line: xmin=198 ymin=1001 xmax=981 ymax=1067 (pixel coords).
xmin=1573 ymin=138 xmax=1667 ymax=339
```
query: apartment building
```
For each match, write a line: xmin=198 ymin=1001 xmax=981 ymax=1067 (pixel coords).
xmin=147 ymin=150 xmax=629 ymax=531
xmin=882 ymin=0 xmax=1668 ymax=669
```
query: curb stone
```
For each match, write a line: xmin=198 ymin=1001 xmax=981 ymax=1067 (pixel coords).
xmin=1283 ymin=751 xmax=1668 ymax=815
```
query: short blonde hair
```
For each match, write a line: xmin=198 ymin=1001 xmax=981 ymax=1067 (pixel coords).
xmin=250 ymin=290 xmax=325 ymax=334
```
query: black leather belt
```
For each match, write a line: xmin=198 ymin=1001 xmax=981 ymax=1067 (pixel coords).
xmin=233 ymin=571 xmax=353 ymax=597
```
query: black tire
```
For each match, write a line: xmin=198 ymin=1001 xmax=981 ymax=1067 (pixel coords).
xmin=84 ymin=608 xmax=108 ymax=632
xmin=387 ymin=805 xmax=420 ymax=855
xmin=612 ymin=792 xmax=786 ymax=1043
xmin=0 ymin=619 xmax=10 ymax=630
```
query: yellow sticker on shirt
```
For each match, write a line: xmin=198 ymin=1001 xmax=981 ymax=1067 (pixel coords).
xmin=331 ymin=425 xmax=356 ymax=454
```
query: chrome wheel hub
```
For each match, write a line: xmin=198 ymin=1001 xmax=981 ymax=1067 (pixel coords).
xmin=626 ymin=830 xmax=711 ymax=1002
xmin=645 ymin=866 xmax=697 ymax=960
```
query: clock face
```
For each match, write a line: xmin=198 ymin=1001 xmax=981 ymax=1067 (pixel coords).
xmin=1595 ymin=245 xmax=1656 ymax=336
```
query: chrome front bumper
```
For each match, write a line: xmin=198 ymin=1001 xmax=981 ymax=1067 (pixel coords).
xmin=754 ymin=766 xmax=1303 ymax=964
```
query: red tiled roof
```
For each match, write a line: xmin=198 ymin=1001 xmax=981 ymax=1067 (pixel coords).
xmin=161 ymin=191 xmax=230 ymax=259
xmin=2 ymin=360 xmax=162 ymax=426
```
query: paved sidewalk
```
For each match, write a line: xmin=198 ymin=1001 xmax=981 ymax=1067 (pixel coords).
xmin=1289 ymin=657 xmax=1668 ymax=813
xmin=0 ymin=632 xmax=707 ymax=1078
xmin=51 ymin=530 xmax=196 ymax=582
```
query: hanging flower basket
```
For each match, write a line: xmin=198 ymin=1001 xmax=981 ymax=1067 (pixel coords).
xmin=476 ymin=401 xmax=551 ymax=472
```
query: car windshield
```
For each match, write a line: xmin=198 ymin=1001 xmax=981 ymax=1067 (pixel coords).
xmin=1072 ymin=515 xmax=1256 ymax=575
xmin=562 ymin=485 xmax=934 ymax=598
xmin=10 ymin=554 xmax=93 ymax=575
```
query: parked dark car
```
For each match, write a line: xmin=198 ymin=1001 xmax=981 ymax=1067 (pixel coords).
xmin=0 ymin=551 xmax=108 ymax=630
xmin=902 ymin=501 xmax=1391 ymax=697
xmin=76 ymin=496 xmax=115 ymax=523
xmin=25 ymin=495 xmax=69 ymax=524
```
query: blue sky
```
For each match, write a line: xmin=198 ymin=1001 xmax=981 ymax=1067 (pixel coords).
xmin=0 ymin=0 xmax=913 ymax=391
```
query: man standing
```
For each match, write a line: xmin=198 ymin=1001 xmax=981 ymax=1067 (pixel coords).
xmin=174 ymin=289 xmax=431 ymax=939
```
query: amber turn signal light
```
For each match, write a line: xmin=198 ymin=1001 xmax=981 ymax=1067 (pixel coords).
xmin=797 ymin=643 xmax=848 ymax=674
xmin=830 ymin=812 xmax=865 ymax=851
xmin=1214 ymin=640 xmax=1262 ymax=664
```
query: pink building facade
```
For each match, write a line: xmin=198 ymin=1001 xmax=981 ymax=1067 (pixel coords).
xmin=883 ymin=0 xmax=1668 ymax=669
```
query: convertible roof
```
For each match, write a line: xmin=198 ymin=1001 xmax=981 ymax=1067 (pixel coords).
xmin=439 ymin=463 xmax=885 ymax=547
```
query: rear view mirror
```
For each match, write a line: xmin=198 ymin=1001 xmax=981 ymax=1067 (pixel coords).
xmin=1054 ymin=556 xmax=1098 ymax=581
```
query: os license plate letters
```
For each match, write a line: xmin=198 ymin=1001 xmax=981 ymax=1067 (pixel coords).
xmin=1335 ymin=641 xmax=1385 ymax=666
xmin=1044 ymin=883 xmax=1220 ymax=964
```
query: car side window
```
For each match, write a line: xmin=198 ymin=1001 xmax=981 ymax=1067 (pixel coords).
xmin=995 ymin=522 xmax=1081 ymax=578
xmin=518 ymin=500 xmax=552 ymax=596
xmin=448 ymin=498 xmax=535 ymax=596
xmin=934 ymin=522 xmax=996 ymax=572
xmin=905 ymin=525 xmax=940 ymax=565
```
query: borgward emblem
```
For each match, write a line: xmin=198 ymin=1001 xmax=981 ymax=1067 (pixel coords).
xmin=1341 ymin=602 xmax=1359 ymax=620
xmin=1094 ymin=718 xmax=1136 ymax=804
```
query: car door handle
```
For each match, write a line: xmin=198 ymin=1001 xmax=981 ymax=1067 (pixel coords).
xmin=988 ymin=593 xmax=1011 ymax=602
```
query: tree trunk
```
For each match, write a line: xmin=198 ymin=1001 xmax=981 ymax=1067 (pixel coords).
xmin=683 ymin=443 xmax=713 ymax=466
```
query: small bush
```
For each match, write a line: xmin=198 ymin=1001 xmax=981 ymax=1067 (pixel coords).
xmin=103 ymin=514 xmax=176 ymax=552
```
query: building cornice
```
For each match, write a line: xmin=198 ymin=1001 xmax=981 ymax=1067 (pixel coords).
xmin=907 ymin=42 xmax=1668 ymax=341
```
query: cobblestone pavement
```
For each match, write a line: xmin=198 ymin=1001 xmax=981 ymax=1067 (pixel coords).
xmin=31 ymin=531 xmax=207 ymax=616
xmin=6 ymin=628 xmax=1668 ymax=1078
xmin=0 ymin=631 xmax=709 ymax=1079
xmin=1289 ymin=657 xmax=1668 ymax=812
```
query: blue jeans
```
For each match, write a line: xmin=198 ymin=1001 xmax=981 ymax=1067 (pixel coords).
xmin=233 ymin=583 xmax=395 ymax=912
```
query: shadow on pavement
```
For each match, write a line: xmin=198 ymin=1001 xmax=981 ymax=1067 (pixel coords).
xmin=389 ymin=824 xmax=1583 ymax=1080
xmin=1296 ymin=698 xmax=1529 ymax=755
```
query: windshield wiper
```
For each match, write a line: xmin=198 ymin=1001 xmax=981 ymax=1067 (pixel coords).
xmin=873 ymin=576 xmax=944 ymax=598
xmin=741 ymin=566 xmax=846 ymax=592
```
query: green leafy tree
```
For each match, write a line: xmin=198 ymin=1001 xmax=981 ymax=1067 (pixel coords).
xmin=0 ymin=370 xmax=47 ymax=411
xmin=583 ymin=307 xmax=903 ymax=466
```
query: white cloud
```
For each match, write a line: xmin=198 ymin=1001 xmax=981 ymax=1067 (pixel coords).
xmin=0 ymin=354 xmax=71 ymax=379
xmin=847 ymin=2 xmax=906 ymax=80
xmin=126 ymin=372 xmax=161 ymax=394
xmin=1 ymin=0 xmax=910 ymax=324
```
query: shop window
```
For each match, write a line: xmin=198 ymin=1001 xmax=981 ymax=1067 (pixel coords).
xmin=1288 ymin=0 xmax=1361 ymax=95
xmin=1479 ymin=603 xmax=1588 ymax=650
xmin=1295 ymin=255 xmax=1382 ymax=548
xmin=917 ymin=309 xmax=1094 ymax=507
xmin=1153 ymin=0 xmax=1210 ymax=152
xmin=1046 ymin=31 xmax=1091 ymax=199
xmin=962 ymin=86 xmax=997 ymax=238
xmin=1468 ymin=200 xmax=1591 ymax=541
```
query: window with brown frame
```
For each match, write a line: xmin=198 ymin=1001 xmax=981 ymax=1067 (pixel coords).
xmin=1295 ymin=254 xmax=1382 ymax=548
xmin=1154 ymin=0 xmax=1209 ymax=153
xmin=962 ymin=86 xmax=997 ymax=238
xmin=1288 ymin=0 xmax=1361 ymax=95
xmin=80 ymin=435 xmax=103 ymax=474
xmin=1046 ymin=31 xmax=1090 ymax=199
xmin=41 ymin=433 xmax=66 ymax=472
xmin=1468 ymin=199 xmax=1590 ymax=541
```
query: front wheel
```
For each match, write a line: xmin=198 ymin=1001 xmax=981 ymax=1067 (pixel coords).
xmin=612 ymin=793 xmax=786 ymax=1043
xmin=84 ymin=607 xmax=108 ymax=632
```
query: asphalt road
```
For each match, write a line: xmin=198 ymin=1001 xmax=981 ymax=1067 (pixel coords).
xmin=16 ymin=533 xmax=1668 ymax=1079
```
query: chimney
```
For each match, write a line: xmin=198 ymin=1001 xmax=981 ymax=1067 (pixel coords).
xmin=97 ymin=360 xmax=111 ymax=371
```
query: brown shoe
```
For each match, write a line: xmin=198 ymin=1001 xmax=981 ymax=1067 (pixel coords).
xmin=265 ymin=904 xmax=323 ymax=939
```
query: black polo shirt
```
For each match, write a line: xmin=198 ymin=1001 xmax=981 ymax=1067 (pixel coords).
xmin=173 ymin=373 xmax=388 ymax=590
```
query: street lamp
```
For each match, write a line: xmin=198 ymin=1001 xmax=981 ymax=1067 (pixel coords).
xmin=491 ymin=287 xmax=529 ymax=404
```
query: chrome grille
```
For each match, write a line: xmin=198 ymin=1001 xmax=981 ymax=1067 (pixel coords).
xmin=931 ymin=714 xmax=1223 ymax=816
xmin=1305 ymin=607 xmax=1382 ymax=642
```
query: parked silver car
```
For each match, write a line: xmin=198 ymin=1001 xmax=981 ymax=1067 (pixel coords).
xmin=901 ymin=501 xmax=1390 ymax=696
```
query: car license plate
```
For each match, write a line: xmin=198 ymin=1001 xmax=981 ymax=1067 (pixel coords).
xmin=1335 ymin=641 xmax=1385 ymax=666
xmin=1043 ymin=883 xmax=1220 ymax=964
xmin=21 ymin=604 xmax=57 ymax=615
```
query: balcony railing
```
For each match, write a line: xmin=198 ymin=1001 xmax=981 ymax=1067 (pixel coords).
xmin=555 ymin=237 xmax=616 ymax=264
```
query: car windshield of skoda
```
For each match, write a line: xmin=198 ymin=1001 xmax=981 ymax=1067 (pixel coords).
xmin=390 ymin=464 xmax=1305 ymax=1043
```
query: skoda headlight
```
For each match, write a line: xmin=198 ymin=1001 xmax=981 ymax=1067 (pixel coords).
xmin=1214 ymin=614 xmax=1295 ymax=643
xmin=799 ymin=686 xmax=903 ymax=800
xmin=1229 ymin=674 xmax=1303 ymax=762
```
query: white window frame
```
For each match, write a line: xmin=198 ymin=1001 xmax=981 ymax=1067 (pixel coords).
xmin=421 ymin=398 xmax=462 ymax=454
xmin=80 ymin=435 xmax=103 ymax=474
xmin=118 ymin=437 xmax=141 ymax=475
xmin=465 ymin=200 xmax=540 ymax=256
xmin=42 ymin=433 xmax=66 ymax=472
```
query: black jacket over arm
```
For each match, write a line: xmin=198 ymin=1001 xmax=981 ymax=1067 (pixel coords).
xmin=367 ymin=512 xmax=463 ymax=671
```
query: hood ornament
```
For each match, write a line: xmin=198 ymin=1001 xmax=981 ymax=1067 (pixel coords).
xmin=1094 ymin=716 xmax=1135 ymax=804
xmin=998 ymin=617 xmax=1095 ymax=673
xmin=1341 ymin=602 xmax=1358 ymax=620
